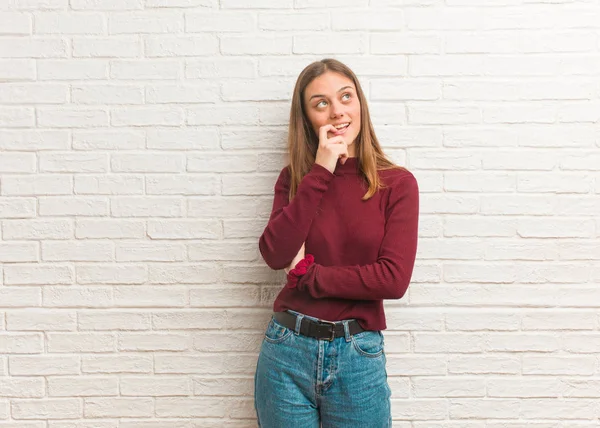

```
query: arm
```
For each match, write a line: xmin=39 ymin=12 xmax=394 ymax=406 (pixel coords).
xmin=295 ymin=173 xmax=419 ymax=300
xmin=258 ymin=163 xmax=335 ymax=270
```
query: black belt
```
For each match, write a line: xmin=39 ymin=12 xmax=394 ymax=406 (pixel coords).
xmin=273 ymin=311 xmax=365 ymax=342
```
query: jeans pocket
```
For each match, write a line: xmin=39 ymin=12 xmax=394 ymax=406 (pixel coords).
xmin=351 ymin=330 xmax=384 ymax=358
xmin=264 ymin=317 xmax=293 ymax=344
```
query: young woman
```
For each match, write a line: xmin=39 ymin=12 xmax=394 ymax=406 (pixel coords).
xmin=254 ymin=58 xmax=419 ymax=428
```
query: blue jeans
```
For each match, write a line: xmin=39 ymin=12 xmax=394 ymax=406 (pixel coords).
xmin=254 ymin=310 xmax=392 ymax=428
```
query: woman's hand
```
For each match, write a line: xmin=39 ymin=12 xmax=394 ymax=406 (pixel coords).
xmin=315 ymin=124 xmax=349 ymax=174
xmin=284 ymin=242 xmax=305 ymax=275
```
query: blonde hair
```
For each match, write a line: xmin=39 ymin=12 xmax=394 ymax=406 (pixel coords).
xmin=287 ymin=58 xmax=404 ymax=201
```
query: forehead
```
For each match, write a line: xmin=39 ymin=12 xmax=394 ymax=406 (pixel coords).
xmin=304 ymin=71 xmax=355 ymax=98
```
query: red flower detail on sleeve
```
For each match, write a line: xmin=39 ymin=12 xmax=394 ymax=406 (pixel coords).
xmin=286 ymin=254 xmax=315 ymax=289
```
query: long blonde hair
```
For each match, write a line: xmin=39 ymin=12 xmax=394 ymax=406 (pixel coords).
xmin=287 ymin=58 xmax=404 ymax=201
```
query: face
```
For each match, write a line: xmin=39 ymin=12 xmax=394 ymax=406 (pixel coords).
xmin=303 ymin=71 xmax=361 ymax=156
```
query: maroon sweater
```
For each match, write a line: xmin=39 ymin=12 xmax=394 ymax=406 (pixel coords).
xmin=259 ymin=157 xmax=419 ymax=331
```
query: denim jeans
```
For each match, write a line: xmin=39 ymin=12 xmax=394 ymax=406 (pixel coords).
xmin=254 ymin=310 xmax=392 ymax=428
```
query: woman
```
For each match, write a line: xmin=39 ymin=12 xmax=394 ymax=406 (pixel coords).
xmin=254 ymin=58 xmax=419 ymax=428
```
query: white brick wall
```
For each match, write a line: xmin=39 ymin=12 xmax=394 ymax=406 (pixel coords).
xmin=0 ymin=0 xmax=598 ymax=426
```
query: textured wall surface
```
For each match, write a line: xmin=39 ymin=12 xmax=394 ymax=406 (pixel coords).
xmin=0 ymin=0 xmax=599 ymax=426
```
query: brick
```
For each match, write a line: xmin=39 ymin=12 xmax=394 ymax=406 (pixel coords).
xmin=74 ymin=175 xmax=144 ymax=195
xmin=185 ymin=12 xmax=255 ymax=32
xmin=115 ymin=242 xmax=185 ymax=261
xmin=76 ymin=264 xmax=147 ymax=284
xmin=38 ymin=59 xmax=108 ymax=80
xmin=145 ymin=175 xmax=218 ymax=195
xmin=72 ymin=37 xmax=141 ymax=57
xmin=186 ymin=104 xmax=258 ymax=125
xmin=186 ymin=58 xmax=256 ymax=79
xmin=0 ymin=242 xmax=38 ymax=262
xmin=221 ymin=35 xmax=292 ymax=55
xmin=7 ymin=310 xmax=76 ymax=331
xmin=109 ymin=11 xmax=183 ymax=34
xmin=147 ymin=0 xmax=215 ymax=6
xmin=114 ymin=286 xmax=187 ymax=307
xmin=42 ymin=241 xmax=113 ymax=262
xmin=258 ymin=12 xmax=327 ymax=30
xmin=34 ymin=12 xmax=105 ymax=34
xmin=0 ymin=287 xmax=41 ymax=308
xmin=332 ymin=11 xmax=404 ymax=30
xmin=221 ymin=127 xmax=286 ymax=149
xmin=2 ymin=175 xmax=72 ymax=196
xmin=9 ymin=356 xmax=80 ymax=376
xmin=0 ymin=152 xmax=36 ymax=173
xmin=294 ymin=33 xmax=367 ymax=54
xmin=190 ymin=286 xmax=261 ymax=308
xmin=0 ymin=37 xmax=67 ymax=58
xmin=47 ymin=333 xmax=114 ymax=353
xmin=371 ymin=34 xmax=441 ymax=54
xmin=2 ymin=219 xmax=73 ymax=240
xmin=148 ymin=264 xmax=218 ymax=284
xmin=117 ymin=333 xmax=188 ymax=351
xmin=0 ymin=333 xmax=43 ymax=354
xmin=121 ymin=376 xmax=190 ymax=396
xmin=222 ymin=173 xmax=276 ymax=196
xmin=0 ymin=378 xmax=44 ymax=398
xmin=111 ymin=107 xmax=184 ymax=126
xmin=39 ymin=197 xmax=108 ymax=217
xmin=188 ymin=242 xmax=257 ymax=261
xmin=81 ymin=355 xmax=152 ymax=374
xmin=147 ymin=220 xmax=220 ymax=239
xmin=295 ymin=0 xmax=366 ymax=7
xmin=188 ymin=196 xmax=271 ymax=218
xmin=0 ymin=83 xmax=67 ymax=104
xmin=222 ymin=0 xmax=289 ymax=7
xmin=412 ymin=377 xmax=485 ymax=398
xmin=0 ymin=107 xmax=35 ymax=127
xmin=72 ymin=130 xmax=145 ymax=150
xmin=0 ymin=59 xmax=36 ymax=80
xmin=70 ymin=0 xmax=143 ymax=9
xmin=78 ymin=311 xmax=150 ymax=330
xmin=111 ymin=197 xmax=183 ymax=217
xmin=146 ymin=83 xmax=219 ymax=103
xmin=0 ymin=12 xmax=32 ymax=36
xmin=48 ymin=376 xmax=118 ymax=397
xmin=4 ymin=264 xmax=74 ymax=285
xmin=84 ymin=397 xmax=153 ymax=418
xmin=40 ymin=153 xmax=108 ymax=172
xmin=37 ymin=108 xmax=108 ymax=128
xmin=221 ymin=79 xmax=292 ymax=101
xmin=110 ymin=60 xmax=180 ymax=79
xmin=71 ymin=84 xmax=144 ymax=104
xmin=146 ymin=128 xmax=219 ymax=150
xmin=75 ymin=219 xmax=145 ymax=239
xmin=371 ymin=79 xmax=441 ymax=101
xmin=12 ymin=399 xmax=82 ymax=419
xmin=144 ymin=35 xmax=218 ymax=57
xmin=0 ymin=198 xmax=36 ymax=218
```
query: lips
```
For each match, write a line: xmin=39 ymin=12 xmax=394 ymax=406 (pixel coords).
xmin=331 ymin=122 xmax=350 ymax=136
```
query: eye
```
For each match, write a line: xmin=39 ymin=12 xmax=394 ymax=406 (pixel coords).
xmin=316 ymin=100 xmax=327 ymax=108
xmin=342 ymin=93 xmax=351 ymax=101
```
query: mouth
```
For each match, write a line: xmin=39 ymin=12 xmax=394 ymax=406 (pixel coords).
xmin=331 ymin=122 xmax=350 ymax=136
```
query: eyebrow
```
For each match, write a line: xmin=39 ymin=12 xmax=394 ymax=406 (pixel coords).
xmin=308 ymin=86 xmax=354 ymax=101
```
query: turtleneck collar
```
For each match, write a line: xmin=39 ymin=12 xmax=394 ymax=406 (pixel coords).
xmin=334 ymin=156 xmax=360 ymax=176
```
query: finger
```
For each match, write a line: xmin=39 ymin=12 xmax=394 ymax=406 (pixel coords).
xmin=319 ymin=124 xmax=337 ymax=144
xmin=325 ymin=135 xmax=346 ymax=146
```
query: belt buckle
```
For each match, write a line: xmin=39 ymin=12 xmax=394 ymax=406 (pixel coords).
xmin=318 ymin=319 xmax=337 ymax=342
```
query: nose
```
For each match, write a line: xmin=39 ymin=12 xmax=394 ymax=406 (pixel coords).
xmin=329 ymin=100 xmax=344 ymax=119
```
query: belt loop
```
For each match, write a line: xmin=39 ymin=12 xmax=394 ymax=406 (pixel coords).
xmin=294 ymin=313 xmax=304 ymax=336
xmin=342 ymin=320 xmax=351 ymax=342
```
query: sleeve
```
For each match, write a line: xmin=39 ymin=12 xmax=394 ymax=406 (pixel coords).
xmin=295 ymin=173 xmax=419 ymax=300
xmin=258 ymin=163 xmax=335 ymax=270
